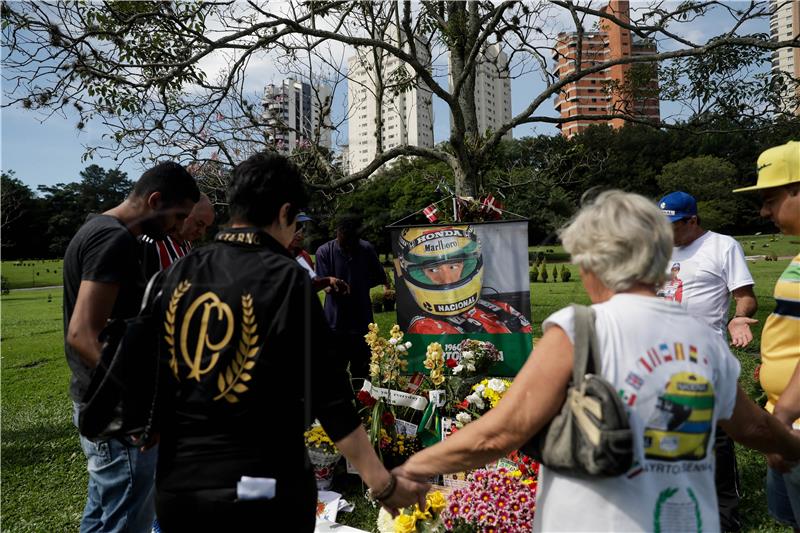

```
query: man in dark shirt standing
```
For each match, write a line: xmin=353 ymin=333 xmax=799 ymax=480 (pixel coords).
xmin=63 ymin=161 xmax=199 ymax=533
xmin=315 ymin=215 xmax=388 ymax=382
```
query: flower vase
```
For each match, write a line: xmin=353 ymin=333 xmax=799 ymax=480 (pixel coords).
xmin=308 ymin=448 xmax=341 ymax=490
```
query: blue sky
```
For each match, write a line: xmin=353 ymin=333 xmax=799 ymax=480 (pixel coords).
xmin=1 ymin=4 xmax=765 ymax=190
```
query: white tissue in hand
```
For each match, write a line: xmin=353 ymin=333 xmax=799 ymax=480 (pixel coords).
xmin=237 ymin=476 xmax=276 ymax=500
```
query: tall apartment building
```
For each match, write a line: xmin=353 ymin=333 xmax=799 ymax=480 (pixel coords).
xmin=770 ymin=0 xmax=800 ymax=112
xmin=449 ymin=43 xmax=513 ymax=139
xmin=552 ymin=0 xmax=660 ymax=138
xmin=347 ymin=29 xmax=434 ymax=174
xmin=261 ymin=78 xmax=332 ymax=155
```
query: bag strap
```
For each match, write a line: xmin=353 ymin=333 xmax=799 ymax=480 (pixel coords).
xmin=570 ymin=304 xmax=599 ymax=383
xmin=140 ymin=270 xmax=164 ymax=315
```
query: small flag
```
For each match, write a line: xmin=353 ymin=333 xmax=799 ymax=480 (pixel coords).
xmin=481 ymin=193 xmax=503 ymax=220
xmin=423 ymin=204 xmax=439 ymax=223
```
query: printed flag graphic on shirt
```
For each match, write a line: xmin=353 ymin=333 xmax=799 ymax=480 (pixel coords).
xmin=423 ymin=204 xmax=439 ymax=223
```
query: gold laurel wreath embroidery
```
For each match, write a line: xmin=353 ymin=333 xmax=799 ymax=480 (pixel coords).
xmin=213 ymin=293 xmax=258 ymax=403
xmin=164 ymin=280 xmax=191 ymax=379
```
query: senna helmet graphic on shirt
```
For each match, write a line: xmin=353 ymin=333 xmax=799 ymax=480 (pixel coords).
xmin=643 ymin=372 xmax=714 ymax=461
xmin=398 ymin=225 xmax=483 ymax=316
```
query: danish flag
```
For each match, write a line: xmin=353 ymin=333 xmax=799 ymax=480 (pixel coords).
xmin=423 ymin=204 xmax=439 ymax=223
xmin=481 ymin=193 xmax=503 ymax=219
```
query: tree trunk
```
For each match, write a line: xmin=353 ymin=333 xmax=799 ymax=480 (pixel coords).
xmin=453 ymin=158 xmax=477 ymax=199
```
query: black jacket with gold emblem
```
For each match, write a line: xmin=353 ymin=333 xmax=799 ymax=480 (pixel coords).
xmin=153 ymin=227 xmax=360 ymax=501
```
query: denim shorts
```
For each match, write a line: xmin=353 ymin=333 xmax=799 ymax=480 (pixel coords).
xmin=767 ymin=465 xmax=800 ymax=529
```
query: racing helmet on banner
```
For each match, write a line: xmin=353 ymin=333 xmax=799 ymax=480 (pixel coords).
xmin=398 ymin=225 xmax=483 ymax=316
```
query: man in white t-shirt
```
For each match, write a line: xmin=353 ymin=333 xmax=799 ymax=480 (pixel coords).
xmin=658 ymin=190 xmax=758 ymax=532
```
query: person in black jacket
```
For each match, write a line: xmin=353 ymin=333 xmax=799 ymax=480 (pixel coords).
xmin=152 ymin=152 xmax=427 ymax=532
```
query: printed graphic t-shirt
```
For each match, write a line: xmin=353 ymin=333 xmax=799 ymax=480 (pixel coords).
xmin=657 ymin=231 xmax=753 ymax=336
xmin=534 ymin=294 xmax=740 ymax=532
xmin=760 ymin=253 xmax=800 ymax=416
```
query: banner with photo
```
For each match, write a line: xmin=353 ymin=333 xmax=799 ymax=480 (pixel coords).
xmin=390 ymin=221 xmax=532 ymax=376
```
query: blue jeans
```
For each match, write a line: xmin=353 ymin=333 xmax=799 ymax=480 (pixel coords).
xmin=74 ymin=405 xmax=157 ymax=532
xmin=767 ymin=465 xmax=800 ymax=529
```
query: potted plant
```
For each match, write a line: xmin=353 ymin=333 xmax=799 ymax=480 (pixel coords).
xmin=304 ymin=424 xmax=341 ymax=489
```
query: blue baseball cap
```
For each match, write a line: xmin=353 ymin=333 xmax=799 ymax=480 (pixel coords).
xmin=296 ymin=212 xmax=313 ymax=223
xmin=658 ymin=191 xmax=697 ymax=222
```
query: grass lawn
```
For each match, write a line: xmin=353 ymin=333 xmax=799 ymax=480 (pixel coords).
xmin=1 ymin=257 xmax=794 ymax=532
xmin=1 ymin=260 xmax=64 ymax=289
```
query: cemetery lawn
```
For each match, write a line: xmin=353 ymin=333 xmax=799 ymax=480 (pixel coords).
xmin=1 ymin=258 xmax=794 ymax=532
xmin=1 ymin=260 xmax=64 ymax=289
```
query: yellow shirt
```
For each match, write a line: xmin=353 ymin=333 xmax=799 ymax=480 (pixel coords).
xmin=760 ymin=253 xmax=800 ymax=416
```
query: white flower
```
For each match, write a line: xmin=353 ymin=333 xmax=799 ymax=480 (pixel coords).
xmin=487 ymin=378 xmax=507 ymax=393
xmin=466 ymin=363 xmax=476 ymax=372
xmin=453 ymin=364 xmax=464 ymax=374
xmin=388 ymin=338 xmax=398 ymax=345
xmin=466 ymin=393 xmax=485 ymax=410
xmin=405 ymin=341 xmax=412 ymax=349
xmin=396 ymin=344 xmax=406 ymax=352
xmin=455 ymin=412 xmax=473 ymax=427
xmin=474 ymin=384 xmax=485 ymax=394
xmin=461 ymin=351 xmax=474 ymax=360
xmin=376 ymin=508 xmax=395 ymax=533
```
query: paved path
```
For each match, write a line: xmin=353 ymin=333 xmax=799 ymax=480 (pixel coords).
xmin=9 ymin=285 xmax=62 ymax=292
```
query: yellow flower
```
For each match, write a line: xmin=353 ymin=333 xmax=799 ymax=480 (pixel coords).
xmin=426 ymin=491 xmax=446 ymax=513
xmin=430 ymin=368 xmax=445 ymax=386
xmin=413 ymin=507 xmax=432 ymax=521
xmin=393 ymin=514 xmax=417 ymax=533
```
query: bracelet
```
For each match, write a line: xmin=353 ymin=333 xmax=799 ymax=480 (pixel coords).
xmin=368 ymin=473 xmax=397 ymax=502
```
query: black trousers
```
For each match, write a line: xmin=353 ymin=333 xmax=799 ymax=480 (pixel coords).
xmin=334 ymin=331 xmax=371 ymax=385
xmin=715 ymin=426 xmax=742 ymax=532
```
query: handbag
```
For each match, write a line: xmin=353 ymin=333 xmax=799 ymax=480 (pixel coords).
xmin=78 ymin=271 xmax=164 ymax=441
xmin=522 ymin=304 xmax=633 ymax=476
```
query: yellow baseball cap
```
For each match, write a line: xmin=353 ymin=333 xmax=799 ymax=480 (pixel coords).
xmin=733 ymin=140 xmax=800 ymax=192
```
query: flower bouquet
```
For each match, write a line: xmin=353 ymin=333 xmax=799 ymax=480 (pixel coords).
xmin=361 ymin=324 xmax=429 ymax=459
xmin=376 ymin=490 xmax=447 ymax=533
xmin=451 ymin=339 xmax=502 ymax=377
xmin=304 ymin=424 xmax=341 ymax=489
xmin=430 ymin=339 xmax=503 ymax=416
xmin=441 ymin=468 xmax=536 ymax=531
xmin=454 ymin=378 xmax=513 ymax=428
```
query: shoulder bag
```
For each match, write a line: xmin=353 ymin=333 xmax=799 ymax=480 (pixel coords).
xmin=522 ymin=304 xmax=633 ymax=476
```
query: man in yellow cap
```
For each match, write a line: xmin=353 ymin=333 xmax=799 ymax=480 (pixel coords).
xmin=734 ymin=140 xmax=800 ymax=529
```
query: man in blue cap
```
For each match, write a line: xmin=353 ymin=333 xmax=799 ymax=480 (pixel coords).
xmin=658 ymin=190 xmax=758 ymax=532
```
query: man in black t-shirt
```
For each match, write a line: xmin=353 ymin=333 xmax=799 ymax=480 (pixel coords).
xmin=63 ymin=161 xmax=199 ymax=533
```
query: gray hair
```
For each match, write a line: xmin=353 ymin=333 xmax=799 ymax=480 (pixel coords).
xmin=559 ymin=190 xmax=673 ymax=292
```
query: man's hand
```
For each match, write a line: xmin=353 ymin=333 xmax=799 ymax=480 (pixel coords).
xmin=329 ymin=277 xmax=350 ymax=295
xmin=767 ymin=452 xmax=797 ymax=473
xmin=380 ymin=474 xmax=429 ymax=517
xmin=727 ymin=316 xmax=758 ymax=348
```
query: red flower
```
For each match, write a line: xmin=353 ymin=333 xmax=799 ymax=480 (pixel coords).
xmin=381 ymin=411 xmax=396 ymax=427
xmin=458 ymin=400 xmax=469 ymax=409
xmin=357 ymin=390 xmax=376 ymax=408
xmin=446 ymin=358 xmax=458 ymax=368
